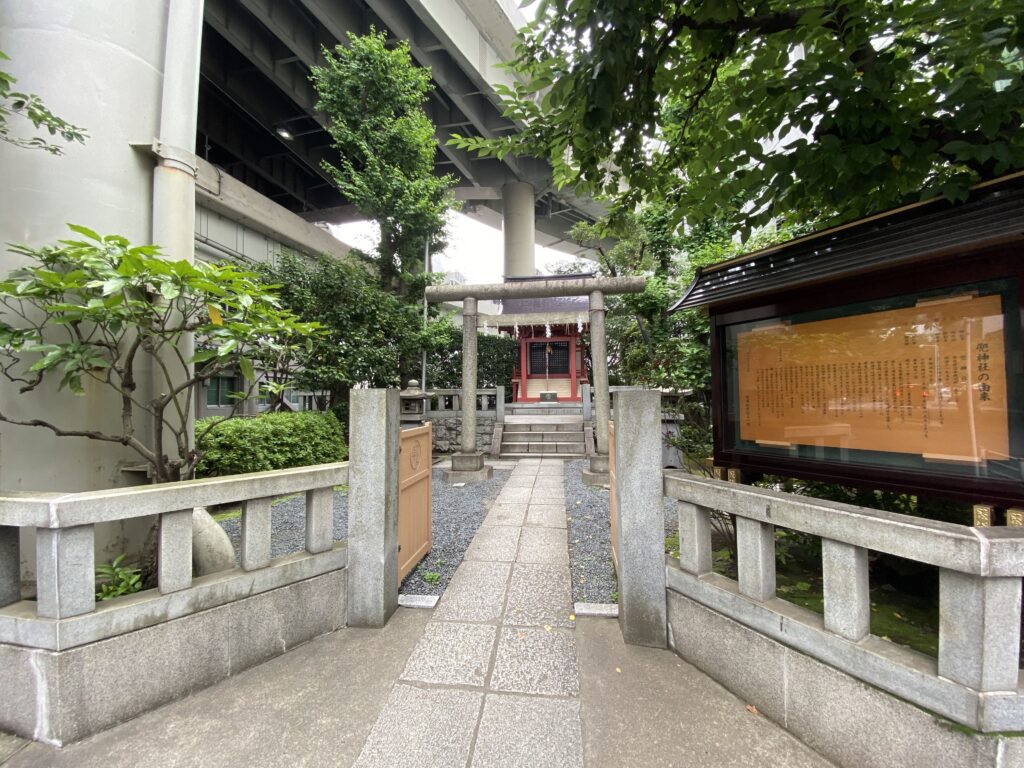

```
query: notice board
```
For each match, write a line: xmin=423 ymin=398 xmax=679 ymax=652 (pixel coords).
xmin=733 ymin=291 xmax=1011 ymax=465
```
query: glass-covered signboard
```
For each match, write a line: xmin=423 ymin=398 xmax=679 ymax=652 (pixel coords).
xmin=721 ymin=280 xmax=1022 ymax=492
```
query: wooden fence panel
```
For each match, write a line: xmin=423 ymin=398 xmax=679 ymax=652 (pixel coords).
xmin=398 ymin=423 xmax=432 ymax=583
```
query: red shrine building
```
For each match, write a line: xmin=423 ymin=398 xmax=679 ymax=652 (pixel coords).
xmin=497 ymin=274 xmax=591 ymax=403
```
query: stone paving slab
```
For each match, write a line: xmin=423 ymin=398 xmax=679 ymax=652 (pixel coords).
xmin=517 ymin=527 xmax=570 ymax=565
xmin=504 ymin=563 xmax=574 ymax=629
xmin=482 ymin=503 xmax=528 ymax=527
xmin=401 ymin=622 xmax=497 ymax=687
xmin=495 ymin=486 xmax=533 ymax=504
xmin=0 ymin=732 xmax=26 ymax=764
xmin=354 ymin=684 xmax=482 ymax=768
xmin=536 ymin=466 xmax=565 ymax=475
xmin=503 ymin=476 xmax=536 ymax=488
xmin=526 ymin=504 xmax=567 ymax=528
xmin=471 ymin=694 xmax=584 ymax=768
xmin=433 ymin=561 xmax=511 ymax=623
xmin=464 ymin=525 xmax=521 ymax=562
xmin=490 ymin=627 xmax=580 ymax=696
xmin=533 ymin=476 xmax=566 ymax=491
xmin=576 ymin=617 xmax=833 ymax=768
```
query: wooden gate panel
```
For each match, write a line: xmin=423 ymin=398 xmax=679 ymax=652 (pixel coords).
xmin=609 ymin=419 xmax=619 ymax=572
xmin=398 ymin=423 xmax=432 ymax=583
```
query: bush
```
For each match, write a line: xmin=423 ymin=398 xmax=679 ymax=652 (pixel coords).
xmin=428 ymin=333 xmax=518 ymax=395
xmin=196 ymin=411 xmax=347 ymax=477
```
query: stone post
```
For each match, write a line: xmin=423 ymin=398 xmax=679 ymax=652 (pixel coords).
xmin=443 ymin=297 xmax=493 ymax=482
xmin=677 ymin=501 xmax=712 ymax=576
xmin=612 ymin=390 xmax=667 ymax=648
xmin=736 ymin=517 xmax=776 ymax=602
xmin=822 ymin=539 xmax=870 ymax=641
xmin=36 ymin=525 xmax=96 ymax=619
xmin=158 ymin=509 xmax=193 ymax=594
xmin=581 ymin=383 xmax=592 ymax=421
xmin=938 ymin=569 xmax=1022 ymax=691
xmin=495 ymin=386 xmax=505 ymax=423
xmin=584 ymin=290 xmax=611 ymax=483
xmin=347 ymin=388 xmax=400 ymax=628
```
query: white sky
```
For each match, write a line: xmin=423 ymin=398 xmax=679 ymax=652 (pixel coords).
xmin=331 ymin=212 xmax=579 ymax=283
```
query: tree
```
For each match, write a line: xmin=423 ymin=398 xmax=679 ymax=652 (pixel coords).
xmin=453 ymin=2 xmax=1023 ymax=232
xmin=0 ymin=227 xmax=318 ymax=482
xmin=0 ymin=50 xmax=86 ymax=154
xmin=257 ymin=251 xmax=454 ymax=416
xmin=311 ymin=30 xmax=457 ymax=292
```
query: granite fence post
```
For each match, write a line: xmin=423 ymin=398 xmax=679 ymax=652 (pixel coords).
xmin=347 ymin=388 xmax=400 ymax=628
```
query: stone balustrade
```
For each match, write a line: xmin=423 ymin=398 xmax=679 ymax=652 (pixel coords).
xmin=662 ymin=471 xmax=1024 ymax=733
xmin=0 ymin=460 xmax=347 ymax=651
xmin=426 ymin=387 xmax=502 ymax=417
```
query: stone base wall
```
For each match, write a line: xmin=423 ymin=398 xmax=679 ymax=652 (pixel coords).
xmin=666 ymin=589 xmax=1022 ymax=768
xmin=428 ymin=415 xmax=496 ymax=454
xmin=1 ymin=569 xmax=346 ymax=746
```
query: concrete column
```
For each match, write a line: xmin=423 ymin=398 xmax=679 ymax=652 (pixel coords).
xmin=460 ymin=297 xmax=478 ymax=454
xmin=305 ymin=487 xmax=334 ymax=554
xmin=938 ymin=569 xmax=1022 ymax=691
xmin=241 ymin=497 xmax=272 ymax=571
xmin=347 ymin=388 xmax=400 ymax=628
xmin=612 ymin=390 xmax=667 ymax=648
xmin=36 ymin=525 xmax=95 ymax=619
xmin=502 ymin=181 xmax=535 ymax=277
xmin=822 ymin=539 xmax=870 ymax=641
xmin=589 ymin=290 xmax=610 ymax=475
xmin=677 ymin=501 xmax=712 ymax=576
xmin=736 ymin=517 xmax=776 ymax=601
xmin=158 ymin=509 xmax=193 ymax=594
xmin=0 ymin=526 xmax=20 ymax=607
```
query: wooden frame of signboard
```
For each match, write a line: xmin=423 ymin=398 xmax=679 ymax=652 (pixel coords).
xmin=710 ymin=243 xmax=1024 ymax=506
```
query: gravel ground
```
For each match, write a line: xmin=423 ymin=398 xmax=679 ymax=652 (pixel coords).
xmin=216 ymin=464 xmax=510 ymax=596
xmin=564 ymin=458 xmax=680 ymax=604
xmin=400 ymin=465 xmax=510 ymax=595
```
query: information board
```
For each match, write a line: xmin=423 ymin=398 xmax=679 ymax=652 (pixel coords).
xmin=735 ymin=292 xmax=1010 ymax=464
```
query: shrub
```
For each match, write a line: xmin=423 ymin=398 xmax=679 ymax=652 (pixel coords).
xmin=196 ymin=411 xmax=347 ymax=477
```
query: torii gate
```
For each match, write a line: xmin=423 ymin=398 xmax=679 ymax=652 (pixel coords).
xmin=425 ymin=276 xmax=646 ymax=482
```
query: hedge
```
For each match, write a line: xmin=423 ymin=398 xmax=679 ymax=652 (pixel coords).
xmin=196 ymin=411 xmax=347 ymax=477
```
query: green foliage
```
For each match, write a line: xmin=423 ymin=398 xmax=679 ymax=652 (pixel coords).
xmin=454 ymin=2 xmax=1024 ymax=232
xmin=195 ymin=411 xmax=347 ymax=477
xmin=311 ymin=30 xmax=456 ymax=291
xmin=95 ymin=554 xmax=142 ymax=601
xmin=0 ymin=50 xmax=86 ymax=155
xmin=257 ymin=252 xmax=454 ymax=410
xmin=0 ymin=226 xmax=319 ymax=481
xmin=427 ymin=333 xmax=519 ymax=393
xmin=421 ymin=571 xmax=441 ymax=584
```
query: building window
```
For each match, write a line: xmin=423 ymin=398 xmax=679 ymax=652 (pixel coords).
xmin=206 ymin=376 xmax=238 ymax=407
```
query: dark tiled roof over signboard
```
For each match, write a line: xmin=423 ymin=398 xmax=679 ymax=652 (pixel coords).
xmin=671 ymin=174 xmax=1024 ymax=312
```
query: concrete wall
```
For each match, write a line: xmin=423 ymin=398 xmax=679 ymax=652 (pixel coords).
xmin=666 ymin=590 xmax=1019 ymax=768
xmin=429 ymin=415 xmax=496 ymax=454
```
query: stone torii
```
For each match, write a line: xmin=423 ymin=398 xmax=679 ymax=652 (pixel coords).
xmin=425 ymin=276 xmax=646 ymax=482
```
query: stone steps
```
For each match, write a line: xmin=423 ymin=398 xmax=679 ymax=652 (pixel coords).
xmin=500 ymin=419 xmax=586 ymax=458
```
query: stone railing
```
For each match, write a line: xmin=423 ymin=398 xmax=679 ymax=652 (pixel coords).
xmin=427 ymin=387 xmax=503 ymax=418
xmin=608 ymin=389 xmax=1024 ymax=764
xmin=662 ymin=472 xmax=1024 ymax=733
xmin=0 ymin=461 xmax=348 ymax=744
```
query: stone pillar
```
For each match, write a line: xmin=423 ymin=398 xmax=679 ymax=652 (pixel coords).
xmin=822 ymin=539 xmax=870 ymax=641
xmin=158 ymin=509 xmax=193 ymax=594
xmin=36 ymin=525 xmax=96 ymax=619
xmin=612 ymin=390 xmax=667 ymax=647
xmin=736 ymin=517 xmax=776 ymax=602
xmin=347 ymin=388 xmax=400 ymax=628
xmin=443 ymin=297 xmax=493 ymax=482
xmin=586 ymin=290 xmax=611 ymax=480
xmin=0 ymin=526 xmax=20 ymax=607
xmin=461 ymin=297 xmax=478 ymax=454
xmin=502 ymin=181 xmax=535 ymax=277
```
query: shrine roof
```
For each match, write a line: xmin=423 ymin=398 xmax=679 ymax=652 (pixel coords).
xmin=670 ymin=172 xmax=1024 ymax=313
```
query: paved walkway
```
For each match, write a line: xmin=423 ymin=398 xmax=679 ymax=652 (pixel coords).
xmin=2 ymin=457 xmax=833 ymax=768
xmin=354 ymin=457 xmax=583 ymax=768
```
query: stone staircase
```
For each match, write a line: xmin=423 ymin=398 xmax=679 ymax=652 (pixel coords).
xmin=499 ymin=413 xmax=586 ymax=458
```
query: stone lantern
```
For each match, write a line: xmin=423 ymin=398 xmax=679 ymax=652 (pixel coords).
xmin=399 ymin=380 xmax=433 ymax=426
